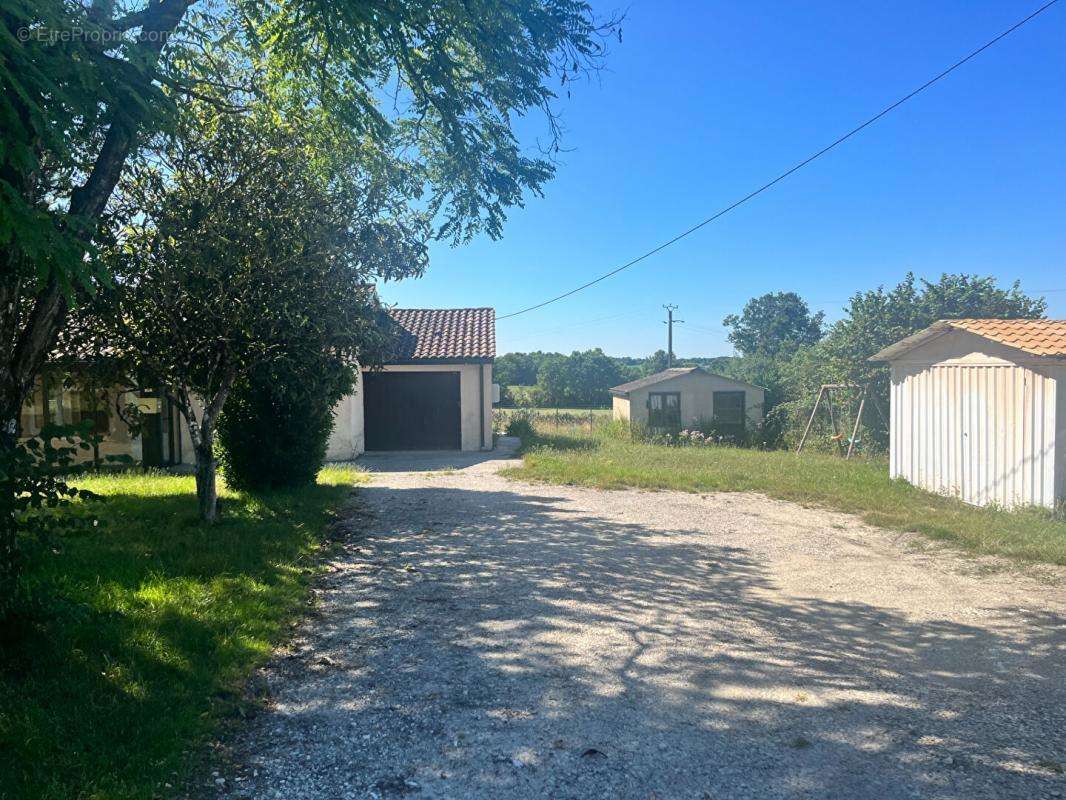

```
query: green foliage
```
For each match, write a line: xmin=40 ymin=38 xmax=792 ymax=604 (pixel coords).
xmin=84 ymin=104 xmax=407 ymax=519
xmin=2 ymin=0 xmax=615 ymax=287
xmin=723 ymin=292 xmax=825 ymax=358
xmin=722 ymin=274 xmax=1047 ymax=449
xmin=0 ymin=468 xmax=365 ymax=800
xmin=0 ymin=423 xmax=104 ymax=619
xmin=503 ymin=408 xmax=538 ymax=442
xmin=820 ymin=272 xmax=1046 ymax=392
xmin=0 ymin=0 xmax=167 ymax=293
xmin=495 ymin=352 xmax=541 ymax=386
xmin=99 ymin=104 xmax=420 ymax=389
xmin=218 ymin=357 xmax=355 ymax=492
xmin=4 ymin=0 xmax=617 ymax=521
xmin=536 ymin=348 xmax=624 ymax=407
xmin=497 ymin=351 xmax=737 ymax=405
xmin=641 ymin=349 xmax=671 ymax=375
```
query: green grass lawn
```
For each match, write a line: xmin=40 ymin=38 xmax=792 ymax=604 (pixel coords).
xmin=0 ymin=466 xmax=364 ymax=800
xmin=496 ymin=406 xmax=612 ymax=417
xmin=504 ymin=426 xmax=1066 ymax=565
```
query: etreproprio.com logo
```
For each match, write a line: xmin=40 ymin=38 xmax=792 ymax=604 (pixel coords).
xmin=17 ymin=26 xmax=170 ymax=44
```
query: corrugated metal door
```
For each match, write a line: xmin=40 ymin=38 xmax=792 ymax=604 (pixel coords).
xmin=891 ymin=363 xmax=1058 ymax=508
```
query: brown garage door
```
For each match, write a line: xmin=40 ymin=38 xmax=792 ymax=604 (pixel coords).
xmin=363 ymin=371 xmax=461 ymax=451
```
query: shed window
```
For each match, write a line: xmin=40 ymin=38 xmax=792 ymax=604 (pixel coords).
xmin=648 ymin=392 xmax=681 ymax=433
xmin=713 ymin=391 xmax=746 ymax=430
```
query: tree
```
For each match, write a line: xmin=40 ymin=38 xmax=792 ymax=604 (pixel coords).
xmin=495 ymin=353 xmax=540 ymax=386
xmin=1 ymin=0 xmax=617 ymax=437
xmin=88 ymin=108 xmax=417 ymax=521
xmin=641 ymin=350 xmax=671 ymax=376
xmin=812 ymin=273 xmax=1047 ymax=447
xmin=536 ymin=349 xmax=623 ymax=407
xmin=822 ymin=273 xmax=1046 ymax=389
xmin=3 ymin=1 xmax=615 ymax=584
xmin=723 ymin=292 xmax=824 ymax=358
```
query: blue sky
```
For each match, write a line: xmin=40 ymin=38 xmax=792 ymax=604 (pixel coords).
xmin=379 ymin=0 xmax=1066 ymax=358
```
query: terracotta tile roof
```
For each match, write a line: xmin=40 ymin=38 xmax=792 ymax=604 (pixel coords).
xmin=948 ymin=319 xmax=1066 ymax=356
xmin=386 ymin=308 xmax=495 ymax=361
xmin=869 ymin=318 xmax=1066 ymax=361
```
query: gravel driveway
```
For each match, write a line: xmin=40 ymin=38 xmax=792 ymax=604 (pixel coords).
xmin=219 ymin=441 xmax=1066 ymax=800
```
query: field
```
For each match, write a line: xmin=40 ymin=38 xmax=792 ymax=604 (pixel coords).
xmin=0 ymin=467 xmax=365 ymax=800
xmin=503 ymin=419 xmax=1066 ymax=566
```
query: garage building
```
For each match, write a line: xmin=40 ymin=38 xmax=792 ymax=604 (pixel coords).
xmin=327 ymin=308 xmax=495 ymax=456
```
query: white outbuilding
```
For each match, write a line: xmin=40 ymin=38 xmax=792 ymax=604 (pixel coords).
xmin=870 ymin=319 xmax=1066 ymax=509
xmin=609 ymin=366 xmax=764 ymax=437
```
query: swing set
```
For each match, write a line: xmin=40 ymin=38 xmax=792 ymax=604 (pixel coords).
xmin=795 ymin=383 xmax=888 ymax=458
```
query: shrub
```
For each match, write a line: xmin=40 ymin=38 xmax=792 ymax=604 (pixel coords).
xmin=2 ymin=423 xmax=105 ymax=621
xmin=503 ymin=408 xmax=537 ymax=442
xmin=217 ymin=356 xmax=354 ymax=492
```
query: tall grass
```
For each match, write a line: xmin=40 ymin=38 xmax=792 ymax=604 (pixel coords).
xmin=0 ymin=466 xmax=365 ymax=800
xmin=504 ymin=421 xmax=1066 ymax=565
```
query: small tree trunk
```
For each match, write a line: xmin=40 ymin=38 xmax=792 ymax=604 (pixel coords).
xmin=193 ymin=442 xmax=218 ymax=523
xmin=0 ymin=423 xmax=20 ymax=617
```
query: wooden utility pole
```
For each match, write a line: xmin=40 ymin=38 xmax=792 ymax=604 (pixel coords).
xmin=663 ymin=304 xmax=684 ymax=367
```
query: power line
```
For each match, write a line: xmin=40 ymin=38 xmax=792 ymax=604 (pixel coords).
xmin=497 ymin=1 xmax=1061 ymax=321
xmin=515 ymin=308 xmax=653 ymax=339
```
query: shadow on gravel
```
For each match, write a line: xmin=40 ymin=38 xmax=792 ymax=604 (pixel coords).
xmin=239 ymin=485 xmax=1066 ymax=800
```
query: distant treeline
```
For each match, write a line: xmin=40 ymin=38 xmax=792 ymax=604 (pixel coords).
xmin=498 ymin=273 xmax=1049 ymax=449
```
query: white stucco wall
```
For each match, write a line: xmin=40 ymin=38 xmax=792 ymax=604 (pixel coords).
xmin=611 ymin=372 xmax=764 ymax=429
xmin=326 ymin=362 xmax=494 ymax=459
xmin=887 ymin=329 xmax=1064 ymax=509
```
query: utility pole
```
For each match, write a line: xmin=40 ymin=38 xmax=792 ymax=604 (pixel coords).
xmin=662 ymin=304 xmax=684 ymax=367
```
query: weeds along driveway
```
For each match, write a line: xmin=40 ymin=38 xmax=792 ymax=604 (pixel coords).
xmin=219 ymin=450 xmax=1066 ymax=800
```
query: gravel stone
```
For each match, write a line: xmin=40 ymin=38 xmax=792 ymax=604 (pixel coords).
xmin=219 ymin=439 xmax=1066 ymax=799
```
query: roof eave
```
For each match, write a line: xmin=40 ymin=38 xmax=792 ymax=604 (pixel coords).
xmin=380 ymin=356 xmax=494 ymax=366
xmin=867 ymin=321 xmax=954 ymax=362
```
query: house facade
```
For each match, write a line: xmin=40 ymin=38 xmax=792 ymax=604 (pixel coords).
xmin=609 ymin=367 xmax=764 ymax=435
xmin=20 ymin=307 xmax=496 ymax=466
xmin=19 ymin=377 xmax=195 ymax=467
xmin=326 ymin=307 xmax=496 ymax=458
xmin=871 ymin=318 xmax=1066 ymax=509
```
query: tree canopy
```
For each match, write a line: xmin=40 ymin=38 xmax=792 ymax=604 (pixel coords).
xmin=1 ymin=0 xmax=617 ymax=430
xmin=821 ymin=273 xmax=1047 ymax=391
xmin=535 ymin=349 xmax=625 ymax=407
xmin=722 ymin=292 xmax=825 ymax=358
xmin=718 ymin=274 xmax=1048 ymax=450
xmin=84 ymin=103 xmax=422 ymax=519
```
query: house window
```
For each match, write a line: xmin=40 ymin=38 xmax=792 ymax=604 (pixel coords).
xmin=20 ymin=385 xmax=46 ymax=435
xmin=713 ymin=391 xmax=746 ymax=432
xmin=68 ymin=388 xmax=111 ymax=435
xmin=648 ymin=391 xmax=681 ymax=433
xmin=19 ymin=378 xmax=60 ymax=435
